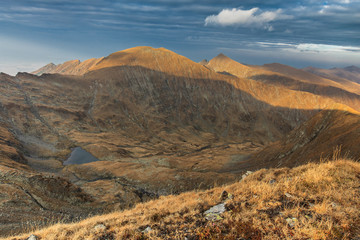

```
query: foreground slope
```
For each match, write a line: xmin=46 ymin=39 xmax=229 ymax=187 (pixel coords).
xmin=4 ymin=159 xmax=360 ymax=240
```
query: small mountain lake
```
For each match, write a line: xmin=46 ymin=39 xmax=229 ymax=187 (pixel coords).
xmin=63 ymin=147 xmax=100 ymax=165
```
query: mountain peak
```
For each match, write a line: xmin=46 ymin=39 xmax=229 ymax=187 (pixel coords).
xmin=344 ymin=65 xmax=360 ymax=73
xmin=199 ymin=59 xmax=208 ymax=66
xmin=206 ymin=52 xmax=253 ymax=78
xmin=31 ymin=62 xmax=57 ymax=75
xmin=263 ymin=62 xmax=293 ymax=69
xmin=116 ymin=46 xmax=174 ymax=56
xmin=88 ymin=46 xmax=214 ymax=79
xmin=32 ymin=46 xmax=213 ymax=78
xmin=45 ymin=63 xmax=56 ymax=67
xmin=214 ymin=53 xmax=230 ymax=60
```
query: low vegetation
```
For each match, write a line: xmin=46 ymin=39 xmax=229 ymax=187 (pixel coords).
xmin=4 ymin=157 xmax=360 ymax=240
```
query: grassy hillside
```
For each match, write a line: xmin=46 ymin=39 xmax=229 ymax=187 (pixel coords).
xmin=4 ymin=157 xmax=360 ymax=240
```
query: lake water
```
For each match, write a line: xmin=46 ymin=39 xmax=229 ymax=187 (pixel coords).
xmin=63 ymin=147 xmax=100 ymax=165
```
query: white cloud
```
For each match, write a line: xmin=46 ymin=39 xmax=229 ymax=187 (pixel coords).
xmin=295 ymin=43 xmax=360 ymax=53
xmin=219 ymin=41 xmax=360 ymax=68
xmin=256 ymin=42 xmax=295 ymax=48
xmin=204 ymin=7 xmax=292 ymax=29
xmin=318 ymin=4 xmax=347 ymax=14
xmin=118 ymin=4 xmax=165 ymax=12
xmin=254 ymin=42 xmax=360 ymax=66
xmin=256 ymin=42 xmax=360 ymax=53
xmin=9 ymin=7 xmax=58 ymax=13
xmin=309 ymin=0 xmax=355 ymax=4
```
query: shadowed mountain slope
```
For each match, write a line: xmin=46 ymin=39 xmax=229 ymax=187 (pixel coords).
xmin=241 ymin=110 xmax=360 ymax=171
xmin=203 ymin=55 xmax=360 ymax=112
xmin=261 ymin=63 xmax=360 ymax=95
xmin=304 ymin=66 xmax=360 ymax=84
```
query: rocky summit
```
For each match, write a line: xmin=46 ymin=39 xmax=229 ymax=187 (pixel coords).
xmin=0 ymin=46 xmax=360 ymax=238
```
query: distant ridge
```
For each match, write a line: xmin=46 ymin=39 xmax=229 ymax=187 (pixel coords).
xmin=203 ymin=53 xmax=360 ymax=112
xmin=32 ymin=63 xmax=57 ymax=75
xmin=32 ymin=46 xmax=209 ymax=78
xmin=304 ymin=65 xmax=360 ymax=84
xmin=32 ymin=58 xmax=103 ymax=76
xmin=32 ymin=48 xmax=360 ymax=113
xmin=344 ymin=65 xmax=360 ymax=73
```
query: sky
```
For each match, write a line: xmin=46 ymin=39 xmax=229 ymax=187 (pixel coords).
xmin=0 ymin=0 xmax=360 ymax=75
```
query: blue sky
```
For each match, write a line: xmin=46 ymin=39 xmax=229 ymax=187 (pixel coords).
xmin=1 ymin=0 xmax=360 ymax=75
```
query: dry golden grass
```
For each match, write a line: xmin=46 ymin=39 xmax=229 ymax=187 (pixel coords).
xmin=3 ymin=158 xmax=360 ymax=240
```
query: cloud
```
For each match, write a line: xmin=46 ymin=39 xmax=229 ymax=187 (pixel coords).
xmin=256 ymin=42 xmax=360 ymax=53
xmin=318 ymin=4 xmax=348 ymax=14
xmin=0 ymin=0 xmax=359 ymax=72
xmin=9 ymin=6 xmax=58 ymax=13
xmin=218 ymin=41 xmax=360 ymax=68
xmin=117 ymin=4 xmax=166 ymax=12
xmin=204 ymin=7 xmax=292 ymax=29
xmin=295 ymin=43 xmax=360 ymax=53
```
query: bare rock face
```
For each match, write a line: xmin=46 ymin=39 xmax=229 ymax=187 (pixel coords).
xmin=1 ymin=47 xmax=359 ymax=236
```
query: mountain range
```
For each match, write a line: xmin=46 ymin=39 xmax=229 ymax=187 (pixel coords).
xmin=0 ymin=46 xmax=359 ymax=237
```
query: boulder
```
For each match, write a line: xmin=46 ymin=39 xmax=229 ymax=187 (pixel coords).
xmin=204 ymin=203 xmax=226 ymax=221
xmin=94 ymin=224 xmax=106 ymax=231
xmin=27 ymin=235 xmax=38 ymax=240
